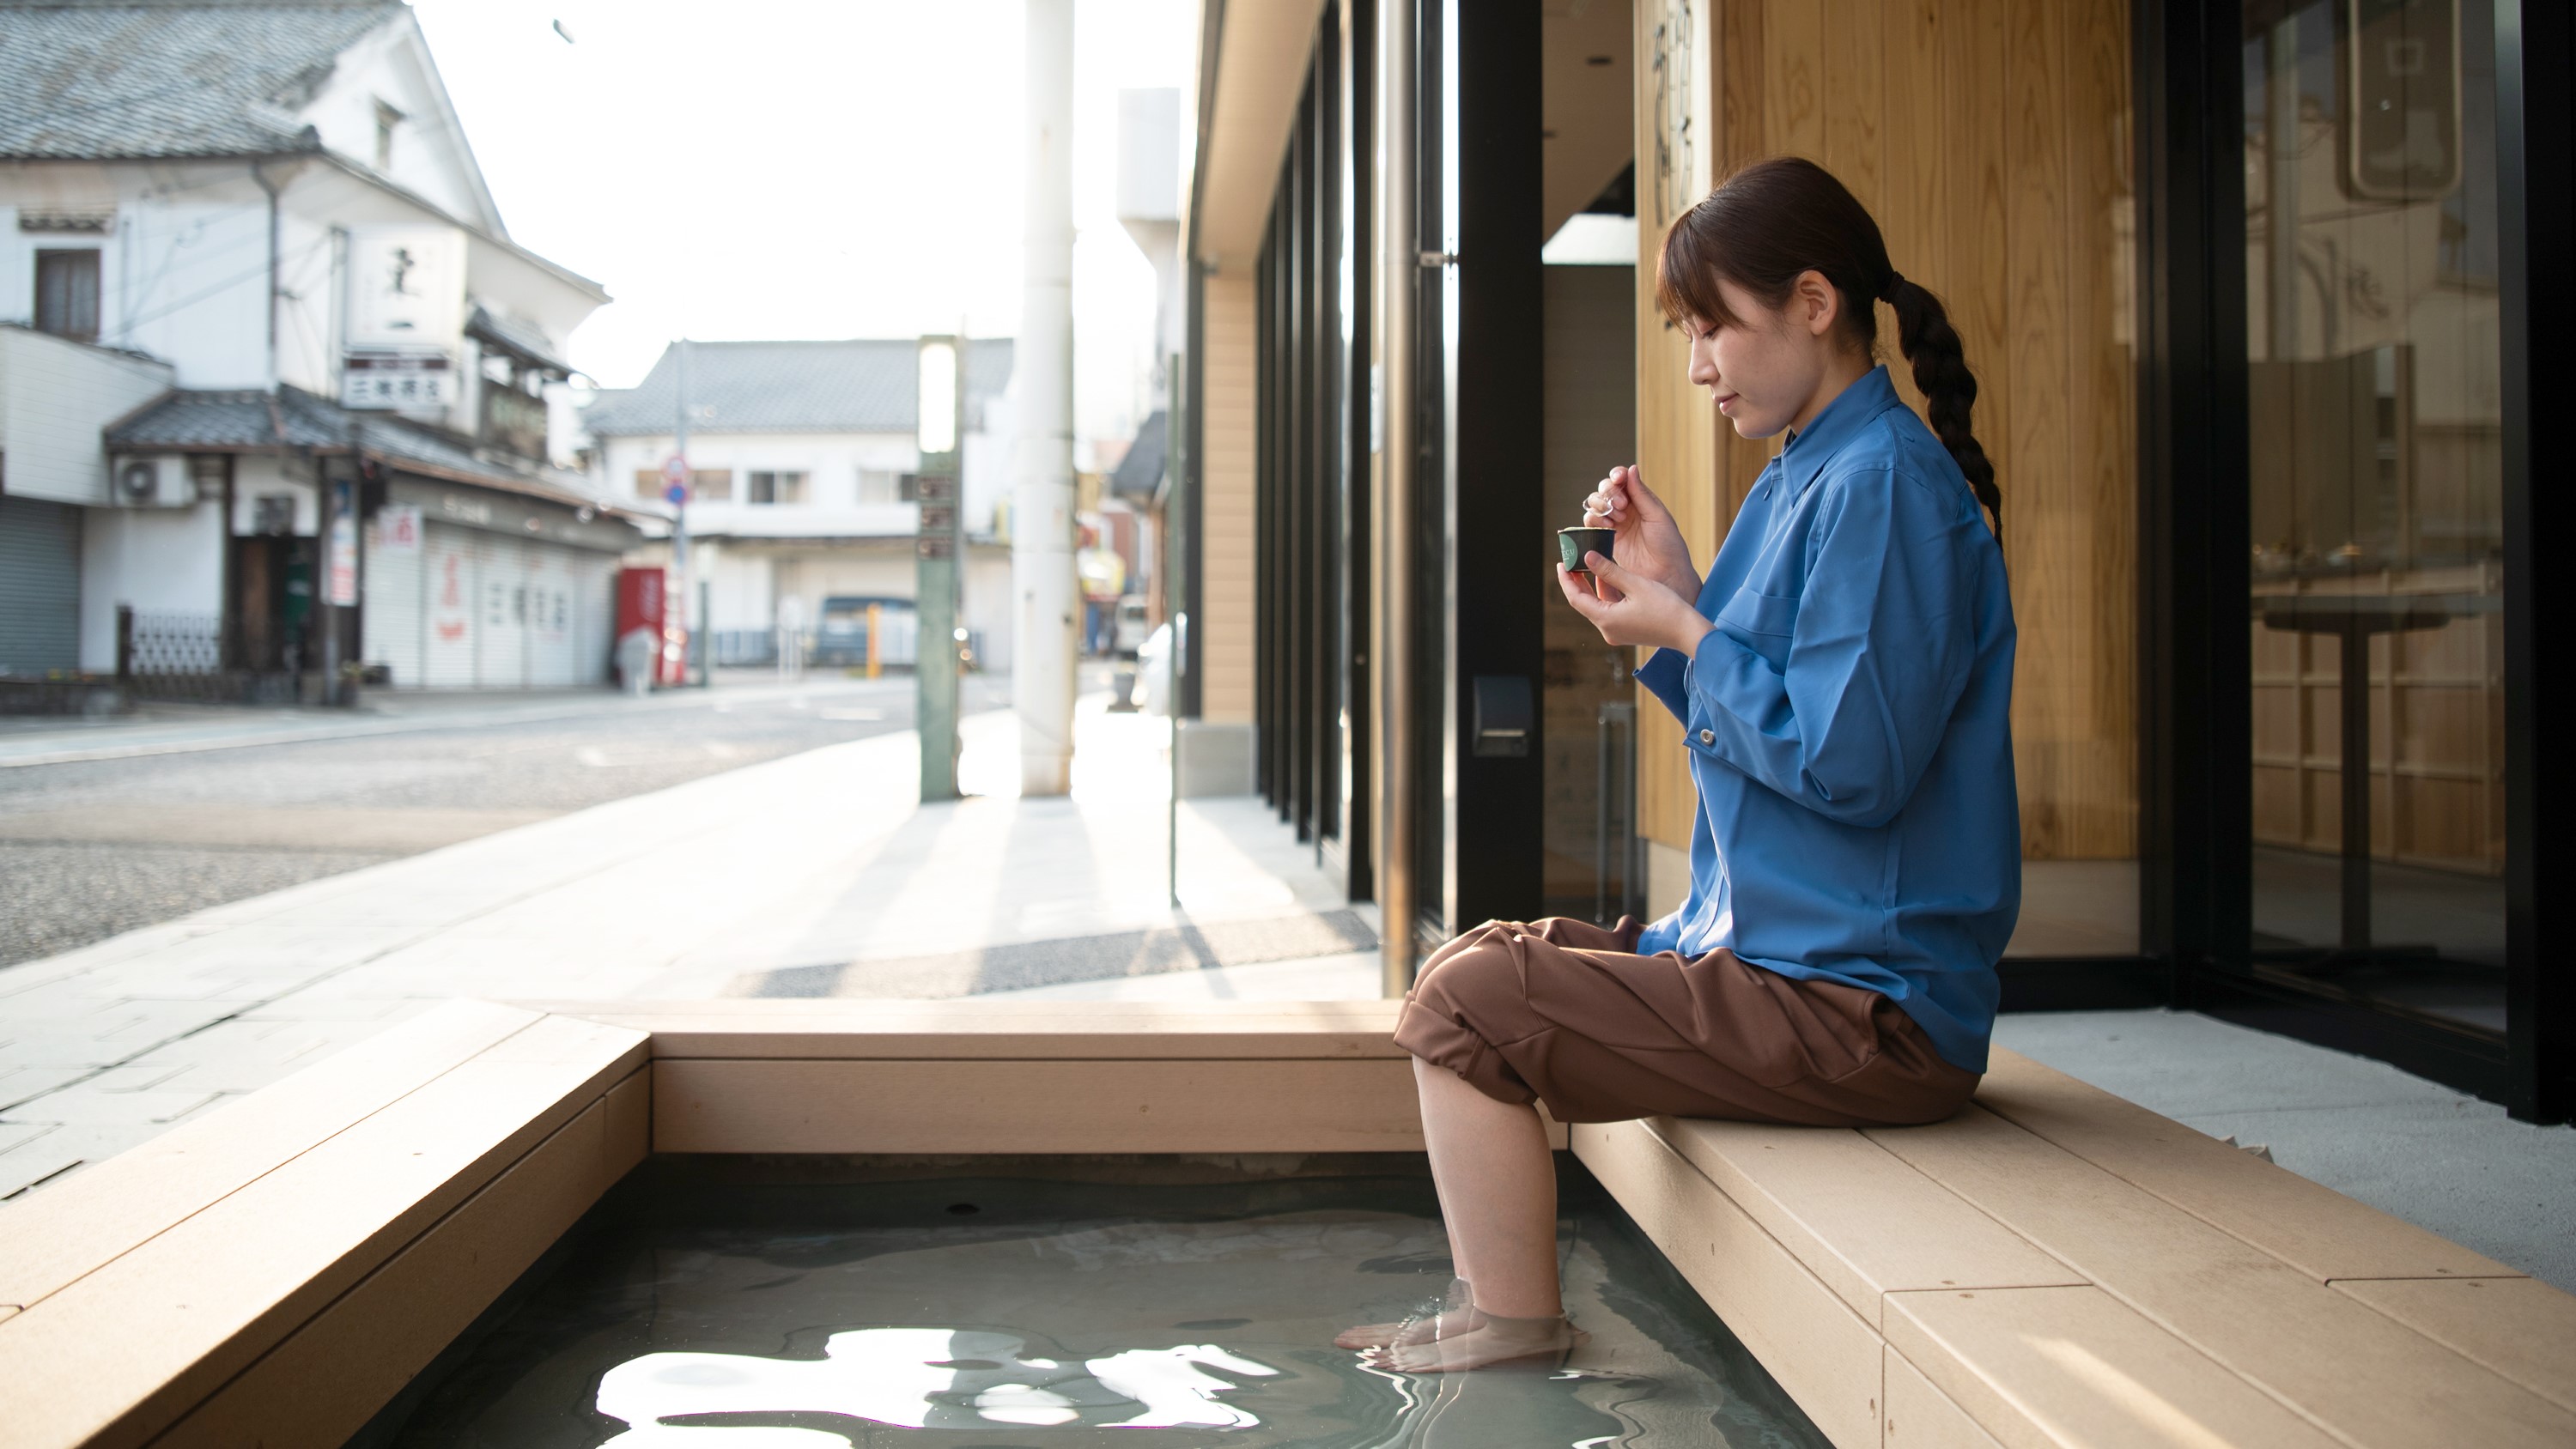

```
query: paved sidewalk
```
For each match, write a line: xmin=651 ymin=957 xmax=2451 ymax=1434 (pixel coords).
xmin=0 ymin=675 xmax=880 ymax=769
xmin=0 ymin=693 xmax=1364 ymax=1197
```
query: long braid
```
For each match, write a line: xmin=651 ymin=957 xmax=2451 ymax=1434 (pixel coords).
xmin=1656 ymin=157 xmax=2003 ymax=550
xmin=1886 ymin=276 xmax=2001 ymax=546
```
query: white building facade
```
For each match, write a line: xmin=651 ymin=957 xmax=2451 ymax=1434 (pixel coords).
xmin=0 ymin=0 xmax=644 ymax=689
xmin=583 ymin=339 xmax=1018 ymax=671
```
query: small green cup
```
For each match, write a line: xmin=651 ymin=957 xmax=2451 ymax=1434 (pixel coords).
xmin=1557 ymin=525 xmax=1616 ymax=575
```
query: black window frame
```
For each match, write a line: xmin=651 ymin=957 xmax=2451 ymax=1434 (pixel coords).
xmin=35 ymin=247 xmax=101 ymax=343
xmin=2134 ymin=0 xmax=2569 ymax=1121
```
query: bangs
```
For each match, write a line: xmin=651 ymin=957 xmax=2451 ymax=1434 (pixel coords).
xmin=1653 ymin=203 xmax=1743 ymax=334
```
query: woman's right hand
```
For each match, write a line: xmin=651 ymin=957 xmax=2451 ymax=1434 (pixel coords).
xmin=1583 ymin=465 xmax=1700 ymax=604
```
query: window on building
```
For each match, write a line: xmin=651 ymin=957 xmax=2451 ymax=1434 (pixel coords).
xmin=374 ymin=100 xmax=402 ymax=170
xmin=632 ymin=467 xmax=735 ymax=502
xmin=897 ymin=472 xmax=921 ymax=502
xmin=858 ymin=469 xmax=902 ymax=504
xmin=747 ymin=470 xmax=808 ymax=505
xmin=34 ymin=249 xmax=100 ymax=343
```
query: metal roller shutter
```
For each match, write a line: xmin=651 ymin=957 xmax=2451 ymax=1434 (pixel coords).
xmin=526 ymin=542 xmax=577 ymax=687
xmin=361 ymin=513 xmax=423 ymax=687
xmin=422 ymin=522 xmax=477 ymax=687
xmin=572 ymin=558 xmax=611 ymax=689
xmin=474 ymin=534 xmax=527 ymax=688
xmin=0 ymin=496 xmax=84 ymax=675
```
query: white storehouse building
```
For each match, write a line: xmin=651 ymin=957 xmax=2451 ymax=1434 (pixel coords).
xmin=580 ymin=338 xmax=1018 ymax=670
xmin=0 ymin=0 xmax=646 ymax=692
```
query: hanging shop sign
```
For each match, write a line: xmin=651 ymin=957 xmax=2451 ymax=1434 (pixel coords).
xmin=376 ymin=502 xmax=423 ymax=554
xmin=341 ymin=353 xmax=454 ymax=409
xmin=327 ymin=483 xmax=361 ymax=607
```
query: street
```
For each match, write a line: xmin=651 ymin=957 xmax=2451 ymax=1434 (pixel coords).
xmin=0 ymin=673 xmax=1008 ymax=968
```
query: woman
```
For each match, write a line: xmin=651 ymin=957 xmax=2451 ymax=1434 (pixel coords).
xmin=1348 ymin=157 xmax=2018 ymax=1373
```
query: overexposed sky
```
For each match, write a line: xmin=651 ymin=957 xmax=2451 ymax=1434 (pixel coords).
xmin=410 ymin=0 xmax=1191 ymax=445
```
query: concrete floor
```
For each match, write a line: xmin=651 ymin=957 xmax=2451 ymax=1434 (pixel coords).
xmin=1996 ymin=1009 xmax=2576 ymax=1293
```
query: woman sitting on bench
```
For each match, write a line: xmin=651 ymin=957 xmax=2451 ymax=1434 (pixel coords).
xmin=1348 ymin=156 xmax=2019 ymax=1373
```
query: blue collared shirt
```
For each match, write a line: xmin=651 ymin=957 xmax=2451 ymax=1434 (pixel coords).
xmin=1632 ymin=366 xmax=2018 ymax=1073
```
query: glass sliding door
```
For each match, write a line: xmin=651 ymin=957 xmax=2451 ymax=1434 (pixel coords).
xmin=2239 ymin=0 xmax=2507 ymax=1034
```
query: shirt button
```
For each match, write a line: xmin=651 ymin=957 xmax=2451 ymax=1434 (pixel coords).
xmin=1698 ymin=729 xmax=1715 ymax=745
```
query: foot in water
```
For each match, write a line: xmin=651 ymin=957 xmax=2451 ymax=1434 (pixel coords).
xmin=1358 ymin=1312 xmax=1588 ymax=1373
xmin=1334 ymin=1277 xmax=1479 ymax=1351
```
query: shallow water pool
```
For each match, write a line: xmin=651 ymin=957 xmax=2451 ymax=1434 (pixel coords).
xmin=372 ymin=1159 xmax=1828 ymax=1448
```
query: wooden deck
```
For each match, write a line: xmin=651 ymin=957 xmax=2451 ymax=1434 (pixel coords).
xmin=0 ymin=997 xmax=2564 ymax=1448
xmin=1575 ymin=1050 xmax=2576 ymax=1449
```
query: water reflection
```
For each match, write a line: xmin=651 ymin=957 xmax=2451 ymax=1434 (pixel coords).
xmin=597 ymin=1327 xmax=1275 ymax=1436
xmin=382 ymin=1172 xmax=1832 ymax=1447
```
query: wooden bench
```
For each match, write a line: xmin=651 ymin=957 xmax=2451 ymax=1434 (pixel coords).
xmin=1574 ymin=1047 xmax=2576 ymax=1449
xmin=0 ymin=997 xmax=2565 ymax=1449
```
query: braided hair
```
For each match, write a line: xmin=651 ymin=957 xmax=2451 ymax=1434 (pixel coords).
xmin=1654 ymin=156 xmax=2001 ymax=542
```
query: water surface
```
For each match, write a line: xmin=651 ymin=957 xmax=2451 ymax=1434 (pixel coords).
xmin=379 ymin=1162 xmax=1828 ymax=1448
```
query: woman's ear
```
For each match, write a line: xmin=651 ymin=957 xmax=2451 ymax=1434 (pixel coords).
xmin=1793 ymin=269 xmax=1841 ymax=337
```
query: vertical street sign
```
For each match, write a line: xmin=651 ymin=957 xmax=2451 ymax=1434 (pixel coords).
xmin=916 ymin=336 xmax=967 ymax=800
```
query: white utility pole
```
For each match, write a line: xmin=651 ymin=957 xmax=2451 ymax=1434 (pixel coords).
xmin=1012 ymin=0 xmax=1078 ymax=794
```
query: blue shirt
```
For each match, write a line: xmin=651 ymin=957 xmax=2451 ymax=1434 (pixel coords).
xmin=1632 ymin=366 xmax=2018 ymax=1073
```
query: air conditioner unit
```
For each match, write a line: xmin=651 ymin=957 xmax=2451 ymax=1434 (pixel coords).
xmin=113 ymin=454 xmax=196 ymax=508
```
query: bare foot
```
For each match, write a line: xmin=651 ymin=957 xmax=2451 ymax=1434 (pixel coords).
xmin=1359 ymin=1313 xmax=1588 ymax=1373
xmin=1332 ymin=1307 xmax=1484 ymax=1350
xmin=1334 ymin=1277 xmax=1479 ymax=1351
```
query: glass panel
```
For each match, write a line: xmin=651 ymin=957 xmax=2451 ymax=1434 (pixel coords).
xmin=2242 ymin=0 xmax=2506 ymax=1033
xmin=1539 ymin=263 xmax=1642 ymax=923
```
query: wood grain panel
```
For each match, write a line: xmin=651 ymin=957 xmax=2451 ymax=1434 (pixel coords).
xmin=1649 ymin=1114 xmax=2085 ymax=1327
xmin=1572 ymin=1119 xmax=1884 ymax=1449
xmin=1867 ymin=1106 xmax=2576 ymax=1449
xmin=151 ymin=1086 xmax=639 ymax=1449
xmin=1630 ymin=0 xmax=2137 ymax=861
xmin=1633 ymin=0 xmax=1723 ymax=851
xmin=1882 ymin=1344 xmax=2008 ymax=1449
xmin=0 ymin=1015 xmax=647 ymax=1449
xmin=1200 ymin=274 xmax=1261 ymax=724
xmin=653 ymin=1058 xmax=1464 ymax=1155
xmin=1975 ymin=1050 xmax=2518 ymax=1282
xmin=2333 ymin=1277 xmax=2576 ymax=1414
xmin=541 ymin=997 xmax=1410 ymax=1060
xmin=1887 ymin=1284 xmax=2348 ymax=1449
xmin=0 ymin=1000 xmax=541 ymax=1316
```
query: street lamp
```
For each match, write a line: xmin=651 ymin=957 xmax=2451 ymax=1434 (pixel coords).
xmin=914 ymin=336 xmax=965 ymax=800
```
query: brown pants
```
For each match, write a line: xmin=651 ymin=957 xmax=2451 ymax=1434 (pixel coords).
xmin=1394 ymin=917 xmax=1979 ymax=1127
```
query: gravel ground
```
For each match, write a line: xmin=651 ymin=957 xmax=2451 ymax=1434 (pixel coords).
xmin=0 ymin=675 xmax=1011 ymax=967
xmin=0 ymin=842 xmax=396 ymax=966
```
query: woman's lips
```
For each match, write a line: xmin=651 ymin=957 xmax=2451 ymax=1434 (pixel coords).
xmin=1715 ymin=392 xmax=1739 ymax=414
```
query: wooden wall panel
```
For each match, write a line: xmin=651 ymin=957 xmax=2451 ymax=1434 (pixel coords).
xmin=1200 ymin=275 xmax=1260 ymax=724
xmin=1632 ymin=0 xmax=1722 ymax=852
xmin=1631 ymin=0 xmax=2137 ymax=862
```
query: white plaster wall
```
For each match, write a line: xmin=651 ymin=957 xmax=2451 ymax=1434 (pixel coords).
xmin=0 ymin=328 xmax=173 ymax=506
xmin=299 ymin=17 xmax=497 ymax=229
xmin=228 ymin=455 xmax=321 ymax=537
xmin=2 ymin=160 xmax=594 ymax=407
xmin=79 ymin=497 xmax=225 ymax=670
xmin=597 ymin=423 xmax=1014 ymax=538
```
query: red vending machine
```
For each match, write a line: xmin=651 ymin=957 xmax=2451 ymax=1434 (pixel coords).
xmin=614 ymin=566 xmax=686 ymax=688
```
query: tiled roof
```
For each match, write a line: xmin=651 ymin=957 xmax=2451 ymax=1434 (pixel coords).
xmin=0 ymin=3 xmax=402 ymax=161
xmin=1109 ymin=408 xmax=1166 ymax=501
xmin=580 ymin=338 xmax=1016 ymax=438
xmin=106 ymin=386 xmax=345 ymax=449
xmin=106 ymin=385 xmax=630 ymax=516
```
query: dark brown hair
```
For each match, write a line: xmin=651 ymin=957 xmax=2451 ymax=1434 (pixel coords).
xmin=1655 ymin=156 xmax=2000 ymax=537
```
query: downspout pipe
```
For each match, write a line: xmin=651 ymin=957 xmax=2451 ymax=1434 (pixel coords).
xmin=252 ymin=161 xmax=284 ymax=391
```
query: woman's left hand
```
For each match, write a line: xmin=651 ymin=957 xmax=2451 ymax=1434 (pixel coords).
xmin=1558 ymin=553 xmax=1716 ymax=655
